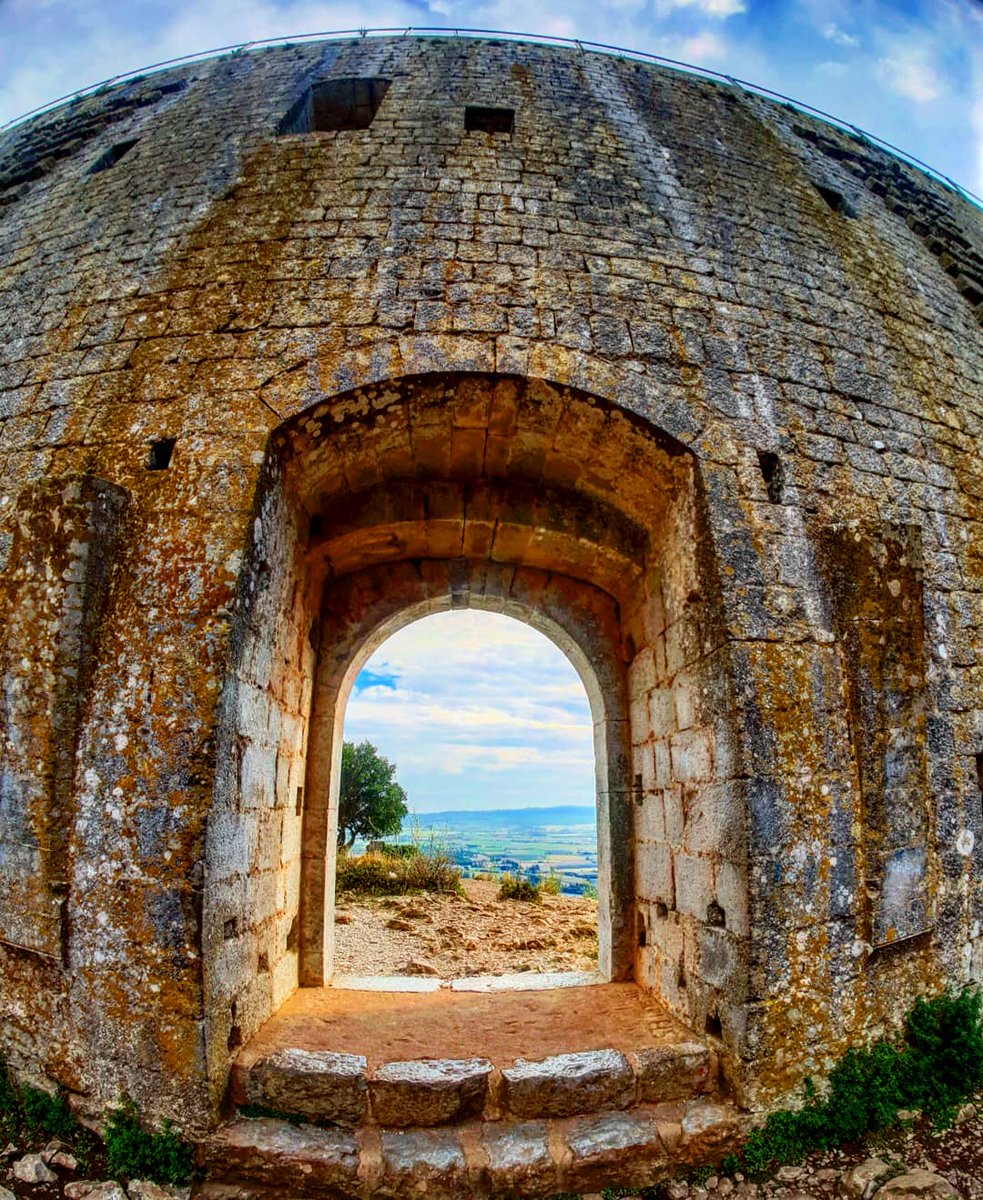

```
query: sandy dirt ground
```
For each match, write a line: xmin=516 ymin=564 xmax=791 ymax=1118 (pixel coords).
xmin=332 ymin=877 xmax=599 ymax=978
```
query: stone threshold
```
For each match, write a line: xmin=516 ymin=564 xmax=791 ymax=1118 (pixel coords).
xmin=200 ymin=1100 xmax=747 ymax=1198
xmin=331 ymin=969 xmax=603 ymax=993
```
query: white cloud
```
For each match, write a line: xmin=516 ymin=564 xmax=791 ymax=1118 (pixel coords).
xmin=656 ymin=0 xmax=746 ymax=17
xmin=679 ymin=31 xmax=729 ymax=62
xmin=822 ymin=22 xmax=859 ymax=48
xmin=877 ymin=50 xmax=940 ymax=103
xmin=814 ymin=60 xmax=849 ymax=78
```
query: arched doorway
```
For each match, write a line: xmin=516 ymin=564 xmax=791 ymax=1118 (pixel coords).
xmin=204 ymin=373 xmax=746 ymax=1101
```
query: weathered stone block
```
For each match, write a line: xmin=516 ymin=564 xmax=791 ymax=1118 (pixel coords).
xmin=379 ymin=1128 xmax=468 ymax=1198
xmin=872 ymin=1172 xmax=959 ymax=1200
xmin=203 ymin=1118 xmax=358 ymax=1193
xmin=480 ymin=1120 xmax=557 ymax=1195
xmin=501 ymin=1049 xmax=634 ymax=1118
xmin=369 ymin=1057 xmax=492 ymax=1126
xmin=250 ymin=1048 xmax=368 ymax=1123
xmin=630 ymin=1042 xmax=712 ymax=1102
xmin=563 ymin=1110 xmax=668 ymax=1192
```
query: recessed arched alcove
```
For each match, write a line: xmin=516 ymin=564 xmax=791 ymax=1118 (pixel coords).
xmin=203 ymin=372 xmax=747 ymax=1106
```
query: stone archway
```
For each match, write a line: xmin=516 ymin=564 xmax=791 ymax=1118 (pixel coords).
xmin=204 ymin=372 xmax=746 ymax=1103
xmin=299 ymin=559 xmax=633 ymax=986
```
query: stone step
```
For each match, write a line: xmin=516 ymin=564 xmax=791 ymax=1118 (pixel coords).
xmin=232 ymin=1040 xmax=715 ymax=1128
xmin=200 ymin=1099 xmax=747 ymax=1198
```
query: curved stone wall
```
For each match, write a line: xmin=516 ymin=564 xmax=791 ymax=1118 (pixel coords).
xmin=0 ymin=35 xmax=980 ymax=1130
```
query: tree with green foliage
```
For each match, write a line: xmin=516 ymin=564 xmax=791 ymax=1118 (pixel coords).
xmin=337 ymin=740 xmax=408 ymax=849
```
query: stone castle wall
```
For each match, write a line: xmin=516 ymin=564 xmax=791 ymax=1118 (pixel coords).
xmin=0 ymin=36 xmax=980 ymax=1130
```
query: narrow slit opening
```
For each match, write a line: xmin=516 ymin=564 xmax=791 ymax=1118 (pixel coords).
xmin=147 ymin=437 xmax=176 ymax=471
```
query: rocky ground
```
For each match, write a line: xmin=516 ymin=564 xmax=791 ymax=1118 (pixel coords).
xmin=0 ymin=1146 xmax=187 ymax=1199
xmin=333 ymin=876 xmax=599 ymax=977
xmin=646 ymin=1101 xmax=983 ymax=1200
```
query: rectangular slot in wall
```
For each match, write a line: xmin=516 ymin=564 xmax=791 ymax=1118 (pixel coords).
xmin=465 ymin=106 xmax=515 ymax=134
xmin=279 ymin=78 xmax=391 ymax=134
xmin=89 ymin=138 xmax=139 ymax=174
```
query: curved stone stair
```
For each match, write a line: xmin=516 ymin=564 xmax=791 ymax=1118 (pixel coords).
xmin=198 ymin=1041 xmax=747 ymax=1197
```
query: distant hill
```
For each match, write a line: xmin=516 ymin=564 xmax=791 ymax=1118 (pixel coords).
xmin=407 ymin=805 xmax=596 ymax=832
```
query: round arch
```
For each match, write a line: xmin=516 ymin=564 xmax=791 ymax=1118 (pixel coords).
xmin=299 ymin=558 xmax=634 ymax=987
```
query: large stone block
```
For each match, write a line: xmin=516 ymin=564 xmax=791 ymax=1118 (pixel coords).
xmin=480 ymin=1120 xmax=558 ymax=1195
xmin=249 ymin=1048 xmax=368 ymax=1123
xmin=369 ymin=1057 xmax=492 ymax=1126
xmin=563 ymin=1110 xmax=668 ymax=1192
xmin=203 ymin=1118 xmax=359 ymax=1193
xmin=378 ymin=1128 xmax=469 ymax=1199
xmin=501 ymin=1049 xmax=634 ymax=1118
xmin=629 ymin=1042 xmax=712 ymax=1102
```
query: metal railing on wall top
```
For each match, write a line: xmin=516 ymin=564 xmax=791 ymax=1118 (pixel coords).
xmin=1 ymin=25 xmax=980 ymax=209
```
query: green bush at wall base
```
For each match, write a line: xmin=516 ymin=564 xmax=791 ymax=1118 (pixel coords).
xmin=104 ymin=1099 xmax=194 ymax=1185
xmin=0 ymin=1054 xmax=99 ymax=1166
xmin=734 ymin=986 xmax=983 ymax=1177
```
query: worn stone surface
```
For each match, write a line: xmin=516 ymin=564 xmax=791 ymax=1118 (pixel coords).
xmin=0 ymin=34 xmax=980 ymax=1134
xmin=250 ymin=1047 xmax=367 ymax=1123
xmin=479 ymin=1119 xmax=557 ymax=1194
xmin=631 ymin=1042 xmax=713 ymax=1102
xmin=129 ymin=1182 xmax=192 ymax=1200
xmin=378 ymin=1128 xmax=469 ymax=1198
xmin=369 ymin=1057 xmax=492 ymax=1126
xmin=65 ymin=1185 xmax=128 ymax=1200
xmin=502 ymin=1049 xmax=634 ymax=1118
xmin=872 ymin=1172 xmax=960 ymax=1200
xmin=202 ymin=1118 xmax=358 ymax=1193
xmin=563 ymin=1110 xmax=668 ymax=1192
xmin=840 ymin=1158 xmax=894 ymax=1199
xmin=12 ymin=1152 xmax=57 ymax=1183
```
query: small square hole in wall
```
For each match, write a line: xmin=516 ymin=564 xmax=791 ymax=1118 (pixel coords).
xmin=295 ymin=786 xmax=305 ymax=816
xmin=279 ymin=78 xmax=391 ymax=134
xmin=89 ymin=138 xmax=139 ymax=174
xmin=813 ymin=181 xmax=855 ymax=217
xmin=147 ymin=437 xmax=176 ymax=470
xmin=465 ymin=106 xmax=514 ymax=135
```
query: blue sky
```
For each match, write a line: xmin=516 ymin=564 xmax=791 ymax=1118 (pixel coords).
xmin=346 ymin=612 xmax=596 ymax=813
xmin=0 ymin=0 xmax=981 ymax=194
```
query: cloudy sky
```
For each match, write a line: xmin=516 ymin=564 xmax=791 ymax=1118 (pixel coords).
xmin=0 ymin=0 xmax=981 ymax=194
xmin=345 ymin=611 xmax=596 ymax=814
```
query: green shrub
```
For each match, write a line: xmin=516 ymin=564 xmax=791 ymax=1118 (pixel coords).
xmin=498 ymin=873 xmax=541 ymax=902
xmin=335 ymin=849 xmax=462 ymax=897
xmin=0 ymin=1054 xmax=97 ymax=1167
xmin=541 ymin=869 xmax=563 ymax=896
xmin=105 ymin=1099 xmax=194 ymax=1185
xmin=732 ymin=986 xmax=983 ymax=1178
xmin=581 ymin=880 xmax=598 ymax=900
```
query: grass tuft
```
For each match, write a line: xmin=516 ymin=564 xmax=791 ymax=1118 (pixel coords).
xmin=104 ymin=1098 xmax=194 ymax=1185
